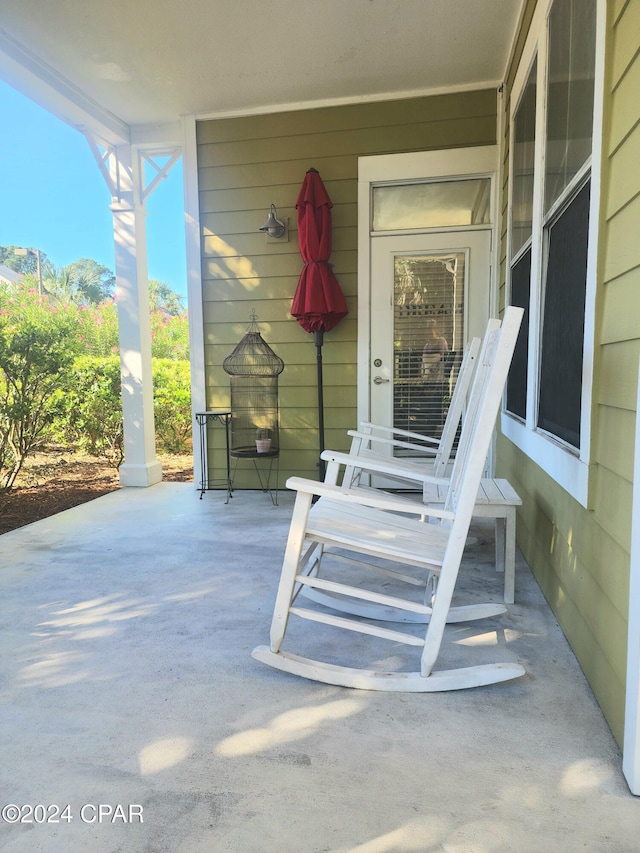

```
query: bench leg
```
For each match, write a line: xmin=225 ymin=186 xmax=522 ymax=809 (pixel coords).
xmin=504 ymin=509 xmax=516 ymax=604
xmin=495 ymin=517 xmax=506 ymax=575
xmin=494 ymin=511 xmax=516 ymax=604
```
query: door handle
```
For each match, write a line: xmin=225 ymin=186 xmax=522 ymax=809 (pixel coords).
xmin=373 ymin=376 xmax=390 ymax=384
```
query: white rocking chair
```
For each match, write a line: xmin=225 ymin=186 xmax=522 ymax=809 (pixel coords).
xmin=252 ymin=307 xmax=525 ymax=692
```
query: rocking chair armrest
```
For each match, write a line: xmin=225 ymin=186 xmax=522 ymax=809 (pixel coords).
xmin=320 ymin=449 xmax=449 ymax=486
xmin=285 ymin=476 xmax=455 ymax=521
xmin=358 ymin=422 xmax=440 ymax=446
xmin=347 ymin=430 xmax=438 ymax=456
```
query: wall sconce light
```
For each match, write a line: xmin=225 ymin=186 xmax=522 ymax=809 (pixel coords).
xmin=259 ymin=204 xmax=287 ymax=239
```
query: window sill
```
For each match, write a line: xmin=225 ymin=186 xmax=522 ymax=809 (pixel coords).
xmin=501 ymin=412 xmax=589 ymax=508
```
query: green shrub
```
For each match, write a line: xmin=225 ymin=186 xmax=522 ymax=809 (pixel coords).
xmin=0 ymin=287 xmax=80 ymax=491
xmin=150 ymin=311 xmax=189 ymax=360
xmin=76 ymin=300 xmax=120 ymax=356
xmin=152 ymin=359 xmax=192 ymax=453
xmin=60 ymin=355 xmax=124 ymax=467
xmin=57 ymin=356 xmax=192 ymax=466
xmin=0 ymin=277 xmax=192 ymax=486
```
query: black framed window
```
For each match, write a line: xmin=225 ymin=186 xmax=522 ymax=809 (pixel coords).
xmin=506 ymin=249 xmax=531 ymax=419
xmin=507 ymin=57 xmax=536 ymax=421
xmin=537 ymin=181 xmax=590 ymax=448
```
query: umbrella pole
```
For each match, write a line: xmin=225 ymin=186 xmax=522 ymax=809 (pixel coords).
xmin=314 ymin=330 xmax=326 ymax=481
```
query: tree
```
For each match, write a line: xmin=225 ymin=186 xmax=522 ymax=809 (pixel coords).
xmin=1 ymin=247 xmax=116 ymax=306
xmin=0 ymin=245 xmax=54 ymax=279
xmin=55 ymin=259 xmax=115 ymax=305
xmin=149 ymin=279 xmax=185 ymax=316
xmin=41 ymin=265 xmax=75 ymax=303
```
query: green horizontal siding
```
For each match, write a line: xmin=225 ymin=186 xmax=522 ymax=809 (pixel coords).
xmin=196 ymin=91 xmax=497 ymax=145
xmin=497 ymin=0 xmax=640 ymax=748
xmin=497 ymin=434 xmax=628 ymax=744
xmin=198 ymin=90 xmax=497 ymax=489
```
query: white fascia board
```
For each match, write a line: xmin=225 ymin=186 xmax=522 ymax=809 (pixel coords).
xmin=193 ymin=79 xmax=503 ymax=122
xmin=130 ymin=122 xmax=182 ymax=149
xmin=0 ymin=28 xmax=129 ymax=145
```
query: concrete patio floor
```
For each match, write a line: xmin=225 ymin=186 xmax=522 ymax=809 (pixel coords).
xmin=1 ymin=482 xmax=639 ymax=853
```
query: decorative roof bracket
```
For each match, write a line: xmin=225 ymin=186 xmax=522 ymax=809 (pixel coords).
xmin=82 ymin=131 xmax=181 ymax=207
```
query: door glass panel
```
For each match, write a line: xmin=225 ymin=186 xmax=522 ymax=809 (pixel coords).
xmin=373 ymin=179 xmax=491 ymax=231
xmin=393 ymin=253 xmax=465 ymax=452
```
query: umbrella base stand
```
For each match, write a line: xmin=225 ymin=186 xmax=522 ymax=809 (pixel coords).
xmin=314 ymin=330 xmax=326 ymax=482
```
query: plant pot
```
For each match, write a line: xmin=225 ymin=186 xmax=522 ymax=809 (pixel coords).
xmin=255 ymin=439 xmax=271 ymax=453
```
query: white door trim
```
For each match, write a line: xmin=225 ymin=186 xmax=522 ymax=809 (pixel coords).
xmin=357 ymin=146 xmax=500 ymax=427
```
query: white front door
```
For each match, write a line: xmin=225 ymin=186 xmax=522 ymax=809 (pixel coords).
xmin=369 ymin=230 xmax=492 ymax=440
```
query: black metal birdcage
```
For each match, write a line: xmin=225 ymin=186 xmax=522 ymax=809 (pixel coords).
xmin=223 ymin=315 xmax=284 ymax=461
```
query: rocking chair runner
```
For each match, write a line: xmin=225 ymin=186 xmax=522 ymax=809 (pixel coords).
xmin=252 ymin=307 xmax=525 ymax=691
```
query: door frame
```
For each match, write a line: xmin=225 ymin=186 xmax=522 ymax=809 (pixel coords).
xmin=357 ymin=145 xmax=500 ymax=427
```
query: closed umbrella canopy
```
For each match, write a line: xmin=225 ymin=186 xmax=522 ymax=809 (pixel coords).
xmin=291 ymin=168 xmax=348 ymax=479
xmin=291 ymin=168 xmax=348 ymax=333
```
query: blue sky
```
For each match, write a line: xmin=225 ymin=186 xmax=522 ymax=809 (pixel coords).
xmin=0 ymin=80 xmax=187 ymax=298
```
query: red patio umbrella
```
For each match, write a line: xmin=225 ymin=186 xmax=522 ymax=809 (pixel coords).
xmin=291 ymin=168 xmax=348 ymax=479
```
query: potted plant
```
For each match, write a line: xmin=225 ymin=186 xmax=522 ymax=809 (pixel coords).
xmin=255 ymin=428 xmax=271 ymax=453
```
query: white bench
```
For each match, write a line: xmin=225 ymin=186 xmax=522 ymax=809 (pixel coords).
xmin=422 ymin=478 xmax=521 ymax=604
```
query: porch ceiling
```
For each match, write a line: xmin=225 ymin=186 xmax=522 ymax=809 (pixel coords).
xmin=0 ymin=0 xmax=524 ymax=142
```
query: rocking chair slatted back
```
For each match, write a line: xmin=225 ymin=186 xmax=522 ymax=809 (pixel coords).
xmin=444 ymin=320 xmax=503 ymax=515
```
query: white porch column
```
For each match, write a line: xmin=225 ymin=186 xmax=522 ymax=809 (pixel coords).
xmin=110 ymin=144 xmax=162 ymax=487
